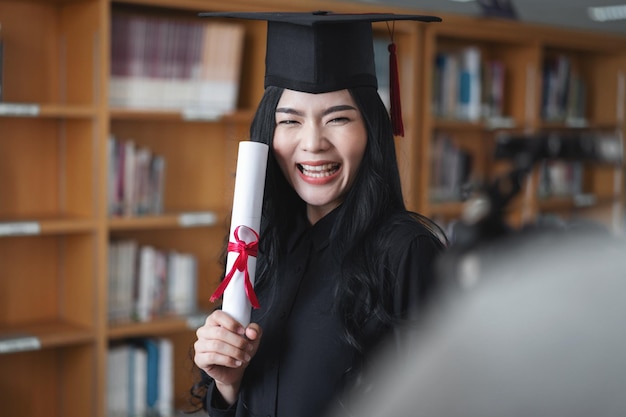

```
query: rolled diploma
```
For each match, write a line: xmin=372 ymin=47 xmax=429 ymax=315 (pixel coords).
xmin=222 ymin=140 xmax=268 ymax=326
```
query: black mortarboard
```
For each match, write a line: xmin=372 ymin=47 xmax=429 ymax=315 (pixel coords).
xmin=200 ymin=11 xmax=442 ymax=136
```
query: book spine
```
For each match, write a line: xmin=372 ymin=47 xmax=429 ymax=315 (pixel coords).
xmin=143 ymin=339 xmax=159 ymax=411
xmin=457 ymin=46 xmax=482 ymax=121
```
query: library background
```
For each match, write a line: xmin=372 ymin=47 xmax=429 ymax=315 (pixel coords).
xmin=0 ymin=0 xmax=624 ymax=416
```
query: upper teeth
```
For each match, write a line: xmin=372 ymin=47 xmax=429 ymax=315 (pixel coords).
xmin=299 ymin=163 xmax=339 ymax=178
xmin=300 ymin=163 xmax=337 ymax=172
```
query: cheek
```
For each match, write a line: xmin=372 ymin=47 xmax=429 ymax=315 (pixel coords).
xmin=272 ymin=137 xmax=293 ymax=178
xmin=347 ymin=150 xmax=366 ymax=178
xmin=345 ymin=137 xmax=367 ymax=173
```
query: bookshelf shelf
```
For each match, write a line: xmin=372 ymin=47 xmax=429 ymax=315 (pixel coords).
xmin=37 ymin=218 xmax=97 ymax=234
xmin=0 ymin=103 xmax=97 ymax=118
xmin=0 ymin=214 xmax=97 ymax=229
xmin=108 ymin=313 xmax=209 ymax=339
xmin=0 ymin=1 xmax=624 ymax=416
xmin=0 ymin=321 xmax=94 ymax=351
xmin=37 ymin=105 xmax=98 ymax=118
xmin=108 ymin=210 xmax=227 ymax=230
xmin=0 ymin=219 xmax=96 ymax=237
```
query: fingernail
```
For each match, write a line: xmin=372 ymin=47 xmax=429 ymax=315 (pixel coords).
xmin=235 ymin=360 xmax=243 ymax=366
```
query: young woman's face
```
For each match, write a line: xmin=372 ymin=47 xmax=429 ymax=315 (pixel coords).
xmin=273 ymin=89 xmax=368 ymax=224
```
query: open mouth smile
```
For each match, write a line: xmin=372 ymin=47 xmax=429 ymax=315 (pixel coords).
xmin=297 ymin=163 xmax=340 ymax=178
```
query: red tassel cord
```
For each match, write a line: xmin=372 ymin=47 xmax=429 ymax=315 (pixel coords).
xmin=388 ymin=42 xmax=404 ymax=137
xmin=209 ymin=225 xmax=261 ymax=308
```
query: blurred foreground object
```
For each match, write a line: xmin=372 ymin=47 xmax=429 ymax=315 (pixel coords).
xmin=329 ymin=130 xmax=626 ymax=417
xmin=454 ymin=130 xmax=623 ymax=246
xmin=333 ymin=229 xmax=626 ymax=417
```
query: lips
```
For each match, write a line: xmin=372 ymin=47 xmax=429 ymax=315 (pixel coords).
xmin=297 ymin=162 xmax=340 ymax=178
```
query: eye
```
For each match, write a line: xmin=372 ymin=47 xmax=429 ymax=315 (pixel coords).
xmin=326 ymin=116 xmax=351 ymax=125
xmin=276 ymin=118 xmax=300 ymax=126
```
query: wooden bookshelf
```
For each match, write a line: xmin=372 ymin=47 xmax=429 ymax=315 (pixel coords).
xmin=0 ymin=1 xmax=101 ymax=416
xmin=0 ymin=1 xmax=624 ymax=417
xmin=420 ymin=13 xmax=626 ymax=233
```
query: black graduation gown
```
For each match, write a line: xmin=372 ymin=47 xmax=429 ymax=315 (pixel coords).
xmin=206 ymin=208 xmax=444 ymax=417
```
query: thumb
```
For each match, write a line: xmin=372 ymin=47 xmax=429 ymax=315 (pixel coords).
xmin=245 ymin=323 xmax=262 ymax=349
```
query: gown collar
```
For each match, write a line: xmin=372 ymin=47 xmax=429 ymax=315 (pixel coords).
xmin=287 ymin=206 xmax=340 ymax=253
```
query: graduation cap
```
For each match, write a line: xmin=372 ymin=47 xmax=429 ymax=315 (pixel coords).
xmin=199 ymin=11 xmax=442 ymax=136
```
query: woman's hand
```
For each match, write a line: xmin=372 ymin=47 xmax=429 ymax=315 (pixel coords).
xmin=194 ymin=310 xmax=263 ymax=405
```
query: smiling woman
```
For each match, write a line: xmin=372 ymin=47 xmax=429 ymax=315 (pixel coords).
xmin=191 ymin=11 xmax=447 ymax=417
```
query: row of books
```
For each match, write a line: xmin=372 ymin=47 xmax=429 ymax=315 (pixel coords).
xmin=107 ymin=338 xmax=174 ymax=417
xmin=108 ymin=240 xmax=198 ymax=323
xmin=430 ymin=132 xmax=474 ymax=202
xmin=108 ymin=136 xmax=165 ymax=217
xmin=433 ymin=48 xmax=589 ymax=124
xmin=110 ymin=11 xmax=244 ymax=117
xmin=537 ymin=160 xmax=584 ymax=198
xmin=432 ymin=46 xmax=505 ymax=121
xmin=430 ymin=135 xmax=584 ymax=202
xmin=541 ymin=54 xmax=587 ymax=123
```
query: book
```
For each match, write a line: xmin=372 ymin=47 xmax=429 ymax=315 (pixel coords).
xmin=123 ymin=140 xmax=136 ymax=216
xmin=136 ymin=245 xmax=157 ymax=322
xmin=107 ymin=344 xmax=130 ymax=417
xmin=457 ymin=46 xmax=482 ymax=121
xmin=129 ymin=342 xmax=147 ymax=417
xmin=144 ymin=338 xmax=160 ymax=412
xmin=482 ymin=59 xmax=505 ymax=118
xmin=108 ymin=240 xmax=138 ymax=322
xmin=156 ymin=338 xmax=174 ymax=417
xmin=432 ymin=51 xmax=460 ymax=119
xmin=153 ymin=250 xmax=169 ymax=317
xmin=149 ymin=154 xmax=165 ymax=215
xmin=168 ymin=251 xmax=198 ymax=316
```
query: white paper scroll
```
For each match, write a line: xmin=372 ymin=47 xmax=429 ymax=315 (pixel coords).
xmin=221 ymin=141 xmax=268 ymax=326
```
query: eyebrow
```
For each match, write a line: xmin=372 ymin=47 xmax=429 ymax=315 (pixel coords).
xmin=275 ymin=104 xmax=358 ymax=117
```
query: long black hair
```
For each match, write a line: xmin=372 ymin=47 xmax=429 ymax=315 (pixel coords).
xmin=189 ymin=86 xmax=445 ymax=409
xmin=251 ymin=86 xmax=445 ymax=351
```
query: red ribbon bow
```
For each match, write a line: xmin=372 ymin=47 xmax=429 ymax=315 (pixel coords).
xmin=209 ymin=225 xmax=260 ymax=308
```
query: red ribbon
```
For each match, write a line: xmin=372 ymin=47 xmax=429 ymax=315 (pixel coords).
xmin=209 ymin=225 xmax=260 ymax=308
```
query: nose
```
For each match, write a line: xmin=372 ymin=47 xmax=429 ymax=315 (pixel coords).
xmin=300 ymin=123 xmax=329 ymax=152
